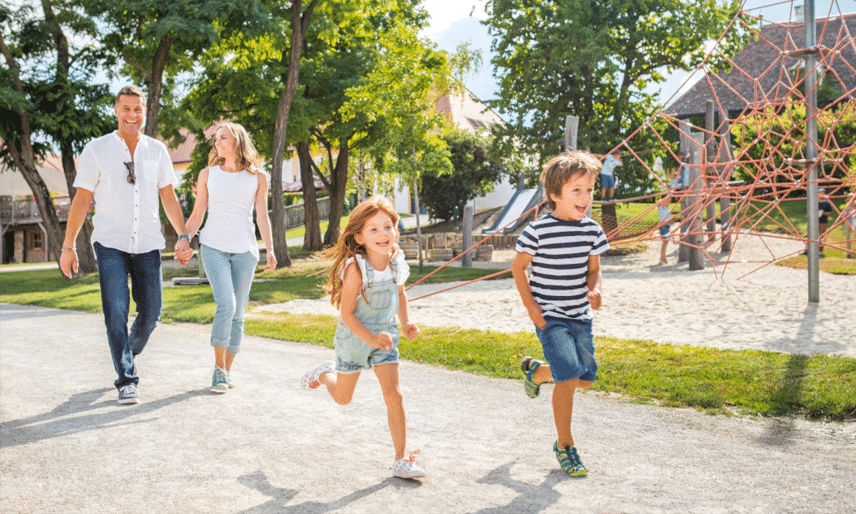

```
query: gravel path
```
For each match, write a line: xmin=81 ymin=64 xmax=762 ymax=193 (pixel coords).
xmin=1 ymin=302 xmax=855 ymax=513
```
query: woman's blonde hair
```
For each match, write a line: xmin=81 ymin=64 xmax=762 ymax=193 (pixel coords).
xmin=323 ymin=196 xmax=400 ymax=309
xmin=207 ymin=122 xmax=260 ymax=175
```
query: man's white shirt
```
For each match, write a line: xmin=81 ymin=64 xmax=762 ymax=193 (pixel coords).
xmin=74 ymin=131 xmax=177 ymax=254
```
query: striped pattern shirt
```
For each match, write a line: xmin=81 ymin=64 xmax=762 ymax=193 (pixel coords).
xmin=515 ymin=214 xmax=609 ymax=321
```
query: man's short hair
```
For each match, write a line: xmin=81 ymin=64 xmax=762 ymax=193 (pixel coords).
xmin=115 ymin=85 xmax=145 ymax=105
xmin=541 ymin=151 xmax=601 ymax=210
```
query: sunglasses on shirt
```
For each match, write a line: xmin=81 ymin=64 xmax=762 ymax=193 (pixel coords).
xmin=124 ymin=161 xmax=135 ymax=184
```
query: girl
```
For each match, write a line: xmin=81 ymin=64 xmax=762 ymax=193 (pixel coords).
xmin=185 ymin=122 xmax=277 ymax=393
xmin=301 ymin=196 xmax=424 ymax=479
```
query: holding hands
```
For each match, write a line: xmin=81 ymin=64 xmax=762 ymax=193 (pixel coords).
xmin=173 ymin=238 xmax=193 ymax=267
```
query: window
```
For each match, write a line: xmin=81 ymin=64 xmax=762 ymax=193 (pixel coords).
xmin=32 ymin=232 xmax=42 ymax=249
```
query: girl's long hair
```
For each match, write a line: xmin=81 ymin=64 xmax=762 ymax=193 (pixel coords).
xmin=207 ymin=122 xmax=260 ymax=175
xmin=324 ymin=195 xmax=400 ymax=309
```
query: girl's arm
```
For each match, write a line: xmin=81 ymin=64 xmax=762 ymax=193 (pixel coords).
xmin=587 ymin=254 xmax=603 ymax=310
xmin=340 ymin=261 xmax=394 ymax=350
xmin=511 ymin=251 xmax=545 ymax=328
xmin=254 ymin=172 xmax=276 ymax=272
xmin=185 ymin=167 xmax=210 ymax=240
xmin=397 ymin=284 xmax=420 ymax=340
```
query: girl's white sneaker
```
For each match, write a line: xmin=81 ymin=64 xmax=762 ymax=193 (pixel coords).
xmin=392 ymin=451 xmax=426 ymax=479
xmin=300 ymin=360 xmax=335 ymax=390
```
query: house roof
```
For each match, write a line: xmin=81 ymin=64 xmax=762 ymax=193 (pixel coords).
xmin=434 ymin=86 xmax=505 ymax=131
xmin=666 ymin=13 xmax=856 ymax=119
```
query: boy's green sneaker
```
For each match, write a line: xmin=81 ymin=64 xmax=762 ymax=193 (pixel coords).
xmin=520 ymin=356 xmax=544 ymax=399
xmin=553 ymin=441 xmax=588 ymax=477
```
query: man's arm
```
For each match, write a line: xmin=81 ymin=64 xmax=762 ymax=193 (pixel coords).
xmin=59 ymin=188 xmax=93 ymax=278
xmin=158 ymin=185 xmax=192 ymax=266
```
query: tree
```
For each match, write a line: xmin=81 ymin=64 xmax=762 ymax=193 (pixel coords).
xmin=0 ymin=0 xmax=112 ymax=273
xmin=81 ymin=0 xmax=269 ymax=139
xmin=483 ymin=0 xmax=745 ymax=195
xmin=420 ymin=129 xmax=504 ymax=222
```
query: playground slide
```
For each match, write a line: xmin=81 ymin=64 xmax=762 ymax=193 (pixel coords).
xmin=483 ymin=187 xmax=542 ymax=234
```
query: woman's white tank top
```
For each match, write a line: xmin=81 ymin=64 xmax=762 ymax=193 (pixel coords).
xmin=199 ymin=165 xmax=260 ymax=258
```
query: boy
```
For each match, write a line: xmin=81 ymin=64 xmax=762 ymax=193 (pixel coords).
xmin=511 ymin=151 xmax=609 ymax=477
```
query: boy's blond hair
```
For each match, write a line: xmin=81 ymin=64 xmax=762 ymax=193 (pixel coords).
xmin=541 ymin=151 xmax=602 ymax=210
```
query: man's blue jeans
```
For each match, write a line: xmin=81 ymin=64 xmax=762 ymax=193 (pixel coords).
xmin=94 ymin=242 xmax=162 ymax=389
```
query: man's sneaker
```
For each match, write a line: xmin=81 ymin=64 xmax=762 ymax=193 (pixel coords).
xmin=225 ymin=370 xmax=234 ymax=388
xmin=211 ymin=367 xmax=228 ymax=394
xmin=118 ymin=384 xmax=139 ymax=405
xmin=553 ymin=441 xmax=587 ymax=477
xmin=300 ymin=361 xmax=335 ymax=391
xmin=392 ymin=451 xmax=426 ymax=479
xmin=520 ymin=357 xmax=544 ymax=399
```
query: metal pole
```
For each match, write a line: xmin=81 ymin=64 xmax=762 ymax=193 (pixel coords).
xmin=804 ymin=0 xmax=820 ymax=303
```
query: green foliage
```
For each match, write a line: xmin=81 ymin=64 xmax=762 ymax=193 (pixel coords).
xmin=483 ymin=0 xmax=746 ymax=193
xmin=419 ymin=129 xmax=505 ymax=221
xmin=730 ymin=102 xmax=856 ymax=190
xmin=0 ymin=0 xmax=114 ymax=168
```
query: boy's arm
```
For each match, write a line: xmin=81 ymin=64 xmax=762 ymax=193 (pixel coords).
xmin=587 ymin=254 xmax=603 ymax=310
xmin=511 ymin=251 xmax=546 ymax=328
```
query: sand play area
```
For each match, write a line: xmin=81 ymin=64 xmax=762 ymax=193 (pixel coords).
xmin=259 ymin=231 xmax=856 ymax=357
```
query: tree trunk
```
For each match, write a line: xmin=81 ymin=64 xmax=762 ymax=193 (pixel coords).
xmin=0 ymin=30 xmax=67 ymax=270
xmin=323 ymin=142 xmax=349 ymax=246
xmin=43 ymin=0 xmax=97 ymax=273
xmin=143 ymin=35 xmax=173 ymax=138
xmin=297 ymin=140 xmax=322 ymax=251
xmin=268 ymin=0 xmax=320 ymax=267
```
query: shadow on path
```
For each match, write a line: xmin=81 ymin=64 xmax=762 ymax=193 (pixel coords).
xmin=0 ymin=388 xmax=209 ymax=449
xmin=469 ymin=462 xmax=567 ymax=514
xmin=236 ymin=471 xmax=420 ymax=513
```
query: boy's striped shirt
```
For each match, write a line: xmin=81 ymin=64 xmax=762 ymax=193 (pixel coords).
xmin=515 ymin=214 xmax=609 ymax=321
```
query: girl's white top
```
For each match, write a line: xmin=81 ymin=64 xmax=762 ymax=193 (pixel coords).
xmin=345 ymin=252 xmax=410 ymax=290
xmin=199 ymin=165 xmax=260 ymax=259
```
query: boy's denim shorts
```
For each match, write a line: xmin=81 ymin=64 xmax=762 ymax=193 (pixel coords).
xmin=535 ymin=318 xmax=597 ymax=383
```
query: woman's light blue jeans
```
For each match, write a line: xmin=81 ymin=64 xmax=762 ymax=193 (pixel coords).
xmin=201 ymin=245 xmax=258 ymax=354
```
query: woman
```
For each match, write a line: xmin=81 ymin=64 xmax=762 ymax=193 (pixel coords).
xmin=186 ymin=122 xmax=277 ymax=393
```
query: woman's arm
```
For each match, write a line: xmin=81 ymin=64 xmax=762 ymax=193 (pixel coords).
xmin=254 ymin=172 xmax=276 ymax=272
xmin=185 ymin=167 xmax=210 ymax=239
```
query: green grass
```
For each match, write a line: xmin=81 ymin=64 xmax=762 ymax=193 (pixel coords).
xmin=2 ymin=265 xmax=854 ymax=421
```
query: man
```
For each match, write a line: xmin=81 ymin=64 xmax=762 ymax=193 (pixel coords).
xmin=60 ymin=85 xmax=193 ymax=405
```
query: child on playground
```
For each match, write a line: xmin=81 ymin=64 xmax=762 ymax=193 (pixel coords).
xmin=511 ymin=151 xmax=609 ymax=477
xmin=300 ymin=195 xmax=425 ymax=479
xmin=657 ymin=169 xmax=678 ymax=264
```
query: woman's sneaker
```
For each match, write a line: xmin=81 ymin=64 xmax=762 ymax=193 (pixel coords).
xmin=392 ymin=451 xmax=426 ymax=479
xmin=225 ymin=370 xmax=234 ymax=388
xmin=520 ymin=357 xmax=544 ymax=399
xmin=211 ymin=367 xmax=228 ymax=394
xmin=300 ymin=361 xmax=335 ymax=390
xmin=553 ymin=441 xmax=587 ymax=477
